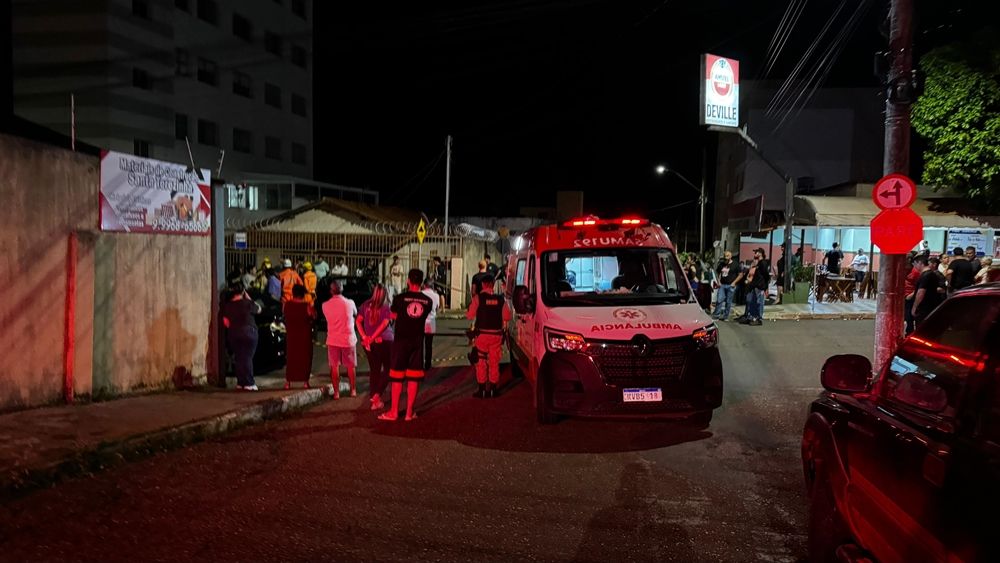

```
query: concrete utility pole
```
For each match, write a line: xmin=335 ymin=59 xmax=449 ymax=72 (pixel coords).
xmin=444 ymin=135 xmax=452 ymax=239
xmin=874 ymin=0 xmax=914 ymax=373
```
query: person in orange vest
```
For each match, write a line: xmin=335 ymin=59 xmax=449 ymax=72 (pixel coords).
xmin=278 ymin=259 xmax=303 ymax=304
xmin=302 ymin=261 xmax=318 ymax=304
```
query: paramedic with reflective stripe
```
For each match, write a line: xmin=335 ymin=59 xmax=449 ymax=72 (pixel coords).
xmin=466 ymin=274 xmax=511 ymax=399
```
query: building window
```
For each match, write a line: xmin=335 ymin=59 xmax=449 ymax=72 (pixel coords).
xmin=292 ymin=142 xmax=307 ymax=165
xmin=132 ymin=68 xmax=152 ymax=90
xmin=133 ymin=139 xmax=150 ymax=157
xmin=291 ymin=44 xmax=307 ymax=69
xmin=264 ymin=184 xmax=292 ymax=210
xmin=264 ymin=32 xmax=282 ymax=57
xmin=264 ymin=83 xmax=281 ymax=108
xmin=197 ymin=0 xmax=218 ymax=25
xmin=198 ymin=119 xmax=218 ymax=146
xmin=197 ymin=57 xmax=217 ymax=86
xmin=175 ymin=48 xmax=191 ymax=76
xmin=296 ymin=183 xmax=319 ymax=201
xmin=175 ymin=0 xmax=189 ymax=11
xmin=233 ymin=128 xmax=253 ymax=153
xmin=232 ymin=13 xmax=252 ymax=42
xmin=175 ymin=113 xmax=188 ymax=140
xmin=227 ymin=185 xmax=259 ymax=210
xmin=232 ymin=71 xmax=253 ymax=98
xmin=265 ymin=136 xmax=281 ymax=160
xmin=291 ymin=0 xmax=307 ymax=19
xmin=291 ymin=93 xmax=307 ymax=117
xmin=133 ymin=0 xmax=150 ymax=19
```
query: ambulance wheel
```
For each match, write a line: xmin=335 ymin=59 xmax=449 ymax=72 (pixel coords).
xmin=536 ymin=376 xmax=558 ymax=425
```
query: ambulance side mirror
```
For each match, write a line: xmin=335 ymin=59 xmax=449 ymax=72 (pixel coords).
xmin=512 ymin=285 xmax=534 ymax=314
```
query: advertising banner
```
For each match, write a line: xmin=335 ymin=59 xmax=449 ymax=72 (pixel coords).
xmin=99 ymin=150 xmax=211 ymax=235
xmin=700 ymin=53 xmax=740 ymax=127
xmin=947 ymin=228 xmax=991 ymax=256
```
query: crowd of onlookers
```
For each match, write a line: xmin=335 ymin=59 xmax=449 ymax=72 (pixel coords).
xmin=682 ymin=241 xmax=999 ymax=328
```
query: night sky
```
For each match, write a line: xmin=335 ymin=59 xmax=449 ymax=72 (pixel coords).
xmin=313 ymin=0 xmax=895 ymax=225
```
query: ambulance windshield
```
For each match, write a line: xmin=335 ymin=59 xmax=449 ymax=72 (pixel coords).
xmin=541 ymin=248 xmax=690 ymax=306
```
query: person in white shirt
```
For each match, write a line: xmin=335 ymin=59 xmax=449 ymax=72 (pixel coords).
xmin=850 ymin=249 xmax=870 ymax=284
xmin=420 ymin=280 xmax=440 ymax=371
xmin=331 ymin=257 xmax=349 ymax=277
xmin=388 ymin=256 xmax=404 ymax=296
xmin=313 ymin=256 xmax=330 ymax=280
xmin=322 ymin=280 xmax=358 ymax=399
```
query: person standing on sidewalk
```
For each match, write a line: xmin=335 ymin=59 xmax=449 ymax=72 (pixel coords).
xmin=356 ymin=284 xmax=392 ymax=411
xmin=912 ymin=258 xmax=944 ymax=329
xmin=302 ymin=261 xmax=318 ymax=305
xmin=824 ymin=243 xmax=844 ymax=276
xmin=278 ymin=259 xmax=303 ymax=304
xmin=220 ymin=281 xmax=262 ymax=391
xmin=741 ymin=248 xmax=769 ymax=326
xmin=421 ymin=279 xmax=440 ymax=371
xmin=850 ymin=249 xmax=869 ymax=284
xmin=903 ymin=255 xmax=924 ymax=336
xmin=388 ymin=256 xmax=404 ymax=297
xmin=466 ymin=274 xmax=511 ymax=398
xmin=283 ymin=284 xmax=315 ymax=389
xmin=711 ymin=251 xmax=738 ymax=321
xmin=380 ymin=269 xmax=433 ymax=422
xmin=323 ymin=279 xmax=358 ymax=399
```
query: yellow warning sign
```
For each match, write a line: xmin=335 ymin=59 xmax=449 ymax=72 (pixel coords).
xmin=416 ymin=219 xmax=427 ymax=245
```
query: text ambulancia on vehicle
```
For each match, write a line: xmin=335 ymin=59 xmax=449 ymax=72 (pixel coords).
xmin=505 ymin=216 xmax=723 ymax=424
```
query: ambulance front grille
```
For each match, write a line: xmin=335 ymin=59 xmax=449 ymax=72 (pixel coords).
xmin=586 ymin=337 xmax=690 ymax=382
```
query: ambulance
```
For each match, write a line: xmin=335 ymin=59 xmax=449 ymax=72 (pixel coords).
xmin=505 ymin=216 xmax=723 ymax=424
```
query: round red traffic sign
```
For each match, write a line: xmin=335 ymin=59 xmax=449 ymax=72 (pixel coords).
xmin=872 ymin=174 xmax=917 ymax=210
xmin=871 ymin=208 xmax=923 ymax=254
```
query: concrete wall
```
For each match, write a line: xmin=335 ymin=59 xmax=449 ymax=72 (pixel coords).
xmin=0 ymin=134 xmax=210 ymax=411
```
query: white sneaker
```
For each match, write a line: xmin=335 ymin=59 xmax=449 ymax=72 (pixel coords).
xmin=245 ymin=385 xmax=259 ymax=391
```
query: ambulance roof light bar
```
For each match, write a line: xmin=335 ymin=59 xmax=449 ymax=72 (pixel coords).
xmin=562 ymin=216 xmax=649 ymax=228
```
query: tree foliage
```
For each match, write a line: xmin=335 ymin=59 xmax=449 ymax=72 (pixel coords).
xmin=912 ymin=30 xmax=1000 ymax=212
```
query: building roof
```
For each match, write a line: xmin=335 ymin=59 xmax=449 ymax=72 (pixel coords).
xmin=255 ymin=198 xmax=426 ymax=232
xmin=793 ymin=195 xmax=999 ymax=228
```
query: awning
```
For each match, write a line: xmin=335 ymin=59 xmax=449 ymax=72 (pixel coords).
xmin=793 ymin=195 xmax=997 ymax=228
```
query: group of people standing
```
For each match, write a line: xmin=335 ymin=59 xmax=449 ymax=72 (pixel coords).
xmin=905 ymin=246 xmax=999 ymax=335
xmin=709 ymin=248 xmax=772 ymax=326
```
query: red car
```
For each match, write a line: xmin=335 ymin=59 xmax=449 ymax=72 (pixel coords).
xmin=802 ymin=283 xmax=1000 ymax=563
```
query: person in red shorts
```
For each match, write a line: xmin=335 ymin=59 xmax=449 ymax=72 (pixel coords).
xmin=379 ymin=268 xmax=433 ymax=422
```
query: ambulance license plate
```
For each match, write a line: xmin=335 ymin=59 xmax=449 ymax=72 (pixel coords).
xmin=623 ymin=388 xmax=662 ymax=402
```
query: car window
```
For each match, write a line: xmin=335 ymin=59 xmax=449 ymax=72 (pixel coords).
xmin=515 ymin=258 xmax=526 ymax=287
xmin=882 ymin=295 xmax=1000 ymax=420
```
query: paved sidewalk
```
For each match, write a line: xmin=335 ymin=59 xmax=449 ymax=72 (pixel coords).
xmin=0 ymin=377 xmax=338 ymax=498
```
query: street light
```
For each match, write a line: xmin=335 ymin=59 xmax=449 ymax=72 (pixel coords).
xmin=655 ymin=163 xmax=705 ymax=253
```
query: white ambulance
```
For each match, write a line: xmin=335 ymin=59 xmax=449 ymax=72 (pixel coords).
xmin=505 ymin=216 xmax=723 ymax=424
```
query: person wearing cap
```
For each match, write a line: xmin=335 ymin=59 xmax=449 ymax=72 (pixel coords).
xmin=302 ymin=261 xmax=318 ymax=305
xmin=278 ymin=258 xmax=303 ymax=304
xmin=266 ymin=267 xmax=281 ymax=302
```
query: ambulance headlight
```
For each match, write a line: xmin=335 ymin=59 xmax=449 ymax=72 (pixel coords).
xmin=545 ymin=328 xmax=587 ymax=352
xmin=692 ymin=324 xmax=718 ymax=349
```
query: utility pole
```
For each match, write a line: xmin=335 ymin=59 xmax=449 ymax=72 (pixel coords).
xmin=444 ymin=135 xmax=452 ymax=240
xmin=874 ymin=0 xmax=914 ymax=373
xmin=699 ymin=146 xmax=707 ymax=254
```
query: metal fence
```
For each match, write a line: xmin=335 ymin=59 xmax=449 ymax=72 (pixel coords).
xmin=224 ymin=231 xmax=465 ymax=280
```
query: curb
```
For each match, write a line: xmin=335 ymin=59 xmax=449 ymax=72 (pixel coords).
xmin=1 ymin=384 xmax=334 ymax=501
xmin=764 ymin=313 xmax=876 ymax=321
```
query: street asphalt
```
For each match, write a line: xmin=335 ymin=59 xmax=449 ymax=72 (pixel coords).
xmin=0 ymin=318 xmax=875 ymax=563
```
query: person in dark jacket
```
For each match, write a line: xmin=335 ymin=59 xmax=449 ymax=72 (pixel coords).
xmin=220 ymin=281 xmax=262 ymax=390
